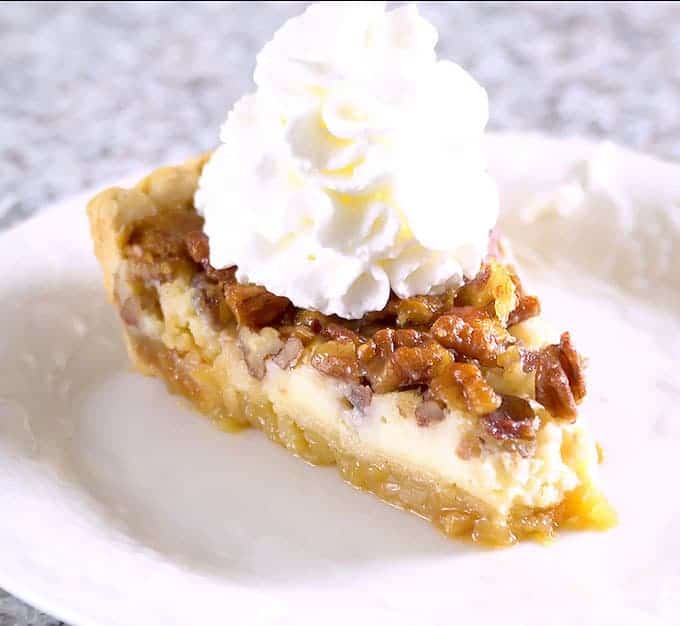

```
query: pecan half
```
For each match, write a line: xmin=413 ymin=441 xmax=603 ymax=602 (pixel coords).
xmin=431 ymin=307 xmax=512 ymax=366
xmin=225 ymin=283 xmax=290 ymax=328
xmin=535 ymin=332 xmax=586 ymax=421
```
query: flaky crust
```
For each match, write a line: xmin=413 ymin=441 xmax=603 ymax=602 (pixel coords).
xmin=86 ymin=154 xmax=210 ymax=300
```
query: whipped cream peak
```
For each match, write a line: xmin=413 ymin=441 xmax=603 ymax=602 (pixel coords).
xmin=196 ymin=1 xmax=499 ymax=318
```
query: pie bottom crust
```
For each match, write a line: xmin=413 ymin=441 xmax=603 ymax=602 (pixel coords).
xmin=87 ymin=156 xmax=615 ymax=546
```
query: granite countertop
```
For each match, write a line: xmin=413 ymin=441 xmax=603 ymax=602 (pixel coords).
xmin=2 ymin=1 xmax=679 ymax=624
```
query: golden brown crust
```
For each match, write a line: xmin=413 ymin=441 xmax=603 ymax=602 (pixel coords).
xmin=86 ymin=154 xmax=211 ymax=300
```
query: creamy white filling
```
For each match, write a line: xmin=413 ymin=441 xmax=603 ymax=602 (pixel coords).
xmin=195 ymin=2 xmax=498 ymax=318
xmin=204 ymin=329 xmax=596 ymax=517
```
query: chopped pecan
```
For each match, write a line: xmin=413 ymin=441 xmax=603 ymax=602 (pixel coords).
xmin=191 ymin=273 xmax=232 ymax=329
xmin=456 ymin=261 xmax=518 ymax=325
xmin=479 ymin=396 xmax=536 ymax=441
xmin=272 ymin=337 xmax=304 ymax=370
xmin=535 ymin=332 xmax=586 ymax=421
xmin=278 ymin=324 xmax=317 ymax=346
xmin=225 ymin=283 xmax=290 ymax=328
xmin=238 ymin=327 xmax=283 ymax=380
xmin=557 ymin=332 xmax=586 ymax=403
xmin=185 ymin=229 xmax=210 ymax=265
xmin=184 ymin=230 xmax=236 ymax=282
xmin=359 ymin=330 xmax=443 ymax=393
xmin=507 ymin=295 xmax=541 ymax=327
xmin=294 ymin=309 xmax=330 ymax=334
xmin=311 ymin=340 xmax=360 ymax=383
xmin=431 ymin=307 xmax=513 ymax=366
xmin=396 ymin=295 xmax=449 ymax=327
xmin=344 ymin=384 xmax=373 ymax=412
xmin=415 ymin=399 xmax=446 ymax=427
xmin=322 ymin=323 xmax=360 ymax=343
xmin=430 ymin=361 xmax=501 ymax=416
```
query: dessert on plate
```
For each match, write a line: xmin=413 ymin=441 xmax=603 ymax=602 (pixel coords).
xmin=87 ymin=2 xmax=614 ymax=545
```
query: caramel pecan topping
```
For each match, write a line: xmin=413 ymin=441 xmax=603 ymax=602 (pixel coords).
xmin=479 ymin=396 xmax=536 ymax=441
xmin=184 ymin=230 xmax=236 ymax=282
xmin=322 ymin=322 xmax=361 ymax=343
xmin=396 ymin=295 xmax=450 ymax=327
xmin=123 ymin=211 xmax=584 ymax=436
xmin=224 ymin=283 xmax=290 ymax=328
xmin=358 ymin=329 xmax=444 ymax=393
xmin=431 ymin=307 xmax=512 ymax=367
xmin=294 ymin=309 xmax=330 ymax=334
xmin=129 ymin=211 xmax=203 ymax=261
xmin=311 ymin=340 xmax=361 ymax=383
xmin=535 ymin=332 xmax=585 ymax=421
xmin=415 ymin=399 xmax=446 ymax=427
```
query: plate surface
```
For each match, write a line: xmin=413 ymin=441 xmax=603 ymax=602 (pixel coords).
xmin=1 ymin=134 xmax=679 ymax=626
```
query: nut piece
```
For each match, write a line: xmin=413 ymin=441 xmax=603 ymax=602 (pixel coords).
xmin=431 ymin=307 xmax=513 ymax=367
xmin=508 ymin=295 xmax=541 ymax=327
xmin=225 ymin=283 xmax=290 ymax=328
xmin=184 ymin=230 xmax=236 ymax=282
xmin=344 ymin=384 xmax=373 ymax=412
xmin=358 ymin=329 xmax=444 ymax=393
xmin=535 ymin=332 xmax=586 ymax=421
xmin=396 ymin=295 xmax=450 ymax=327
xmin=272 ymin=337 xmax=304 ymax=370
xmin=479 ymin=396 xmax=536 ymax=441
xmin=415 ymin=399 xmax=446 ymax=427
xmin=238 ymin=327 xmax=284 ymax=380
xmin=191 ymin=274 xmax=232 ymax=330
xmin=311 ymin=340 xmax=360 ymax=383
xmin=430 ymin=361 xmax=501 ymax=416
xmin=456 ymin=261 xmax=518 ymax=325
xmin=321 ymin=322 xmax=360 ymax=343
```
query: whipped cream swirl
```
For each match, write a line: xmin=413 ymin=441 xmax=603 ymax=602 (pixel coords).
xmin=195 ymin=1 xmax=498 ymax=318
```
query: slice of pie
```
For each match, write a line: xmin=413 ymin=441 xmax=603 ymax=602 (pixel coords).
xmin=86 ymin=156 xmax=615 ymax=546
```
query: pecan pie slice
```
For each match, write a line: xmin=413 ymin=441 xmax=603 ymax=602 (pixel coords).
xmin=87 ymin=157 xmax=615 ymax=546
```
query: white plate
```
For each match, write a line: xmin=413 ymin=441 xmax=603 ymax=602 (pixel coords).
xmin=1 ymin=134 xmax=679 ymax=626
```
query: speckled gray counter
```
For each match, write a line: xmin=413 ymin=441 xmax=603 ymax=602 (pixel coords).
xmin=1 ymin=1 xmax=679 ymax=624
